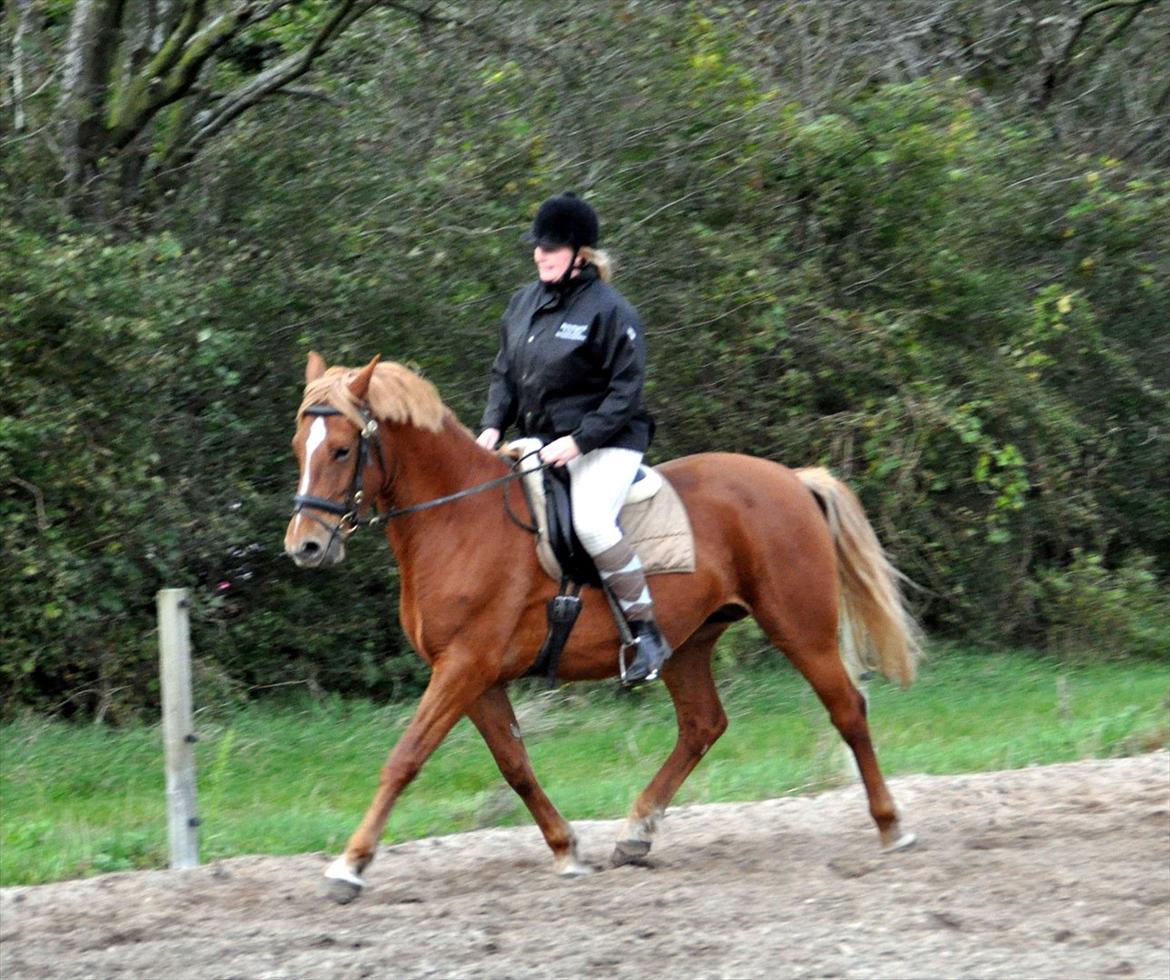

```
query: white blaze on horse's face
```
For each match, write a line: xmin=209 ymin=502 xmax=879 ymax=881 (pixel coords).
xmin=298 ymin=416 xmax=328 ymax=498
xmin=285 ymin=413 xmax=349 ymax=567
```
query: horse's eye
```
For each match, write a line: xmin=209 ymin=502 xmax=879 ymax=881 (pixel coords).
xmin=333 ymin=446 xmax=351 ymax=461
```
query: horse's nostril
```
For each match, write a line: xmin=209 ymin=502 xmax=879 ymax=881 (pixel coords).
xmin=300 ymin=541 xmax=321 ymax=555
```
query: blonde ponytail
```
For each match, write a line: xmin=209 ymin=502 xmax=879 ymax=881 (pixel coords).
xmin=579 ymin=246 xmax=613 ymax=282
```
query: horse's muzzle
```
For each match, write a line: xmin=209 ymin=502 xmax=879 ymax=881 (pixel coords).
xmin=287 ymin=539 xmax=345 ymax=568
xmin=284 ymin=517 xmax=347 ymax=568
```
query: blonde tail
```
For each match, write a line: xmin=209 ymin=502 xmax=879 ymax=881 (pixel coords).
xmin=795 ymin=468 xmax=922 ymax=686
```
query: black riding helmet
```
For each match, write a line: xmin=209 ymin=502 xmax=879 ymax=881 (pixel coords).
xmin=524 ymin=193 xmax=600 ymax=291
xmin=525 ymin=192 xmax=600 ymax=250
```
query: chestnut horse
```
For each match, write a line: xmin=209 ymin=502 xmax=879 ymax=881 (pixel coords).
xmin=284 ymin=353 xmax=921 ymax=903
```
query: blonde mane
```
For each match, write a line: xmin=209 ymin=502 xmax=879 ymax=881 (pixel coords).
xmin=298 ymin=361 xmax=450 ymax=432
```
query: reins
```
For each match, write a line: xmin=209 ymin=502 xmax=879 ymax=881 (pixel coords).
xmin=291 ymin=403 xmax=547 ymax=536
xmin=371 ymin=457 xmax=547 ymax=528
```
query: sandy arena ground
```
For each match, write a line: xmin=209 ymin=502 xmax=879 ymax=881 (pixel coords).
xmin=2 ymin=751 xmax=1168 ymax=979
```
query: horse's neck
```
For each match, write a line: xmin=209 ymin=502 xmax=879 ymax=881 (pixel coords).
xmin=379 ymin=418 xmax=514 ymax=562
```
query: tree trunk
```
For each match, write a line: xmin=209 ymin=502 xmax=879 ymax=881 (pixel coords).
xmin=58 ymin=0 xmax=130 ymax=214
xmin=5 ymin=0 xmax=35 ymax=133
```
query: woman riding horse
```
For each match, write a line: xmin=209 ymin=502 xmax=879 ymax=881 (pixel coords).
xmin=286 ymin=352 xmax=921 ymax=901
xmin=476 ymin=192 xmax=670 ymax=684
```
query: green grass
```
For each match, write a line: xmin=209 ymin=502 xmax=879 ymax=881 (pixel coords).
xmin=1 ymin=645 xmax=1166 ymax=886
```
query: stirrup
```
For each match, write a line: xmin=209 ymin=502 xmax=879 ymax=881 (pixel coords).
xmin=618 ymin=639 xmax=639 ymax=684
xmin=620 ymin=622 xmax=671 ymax=686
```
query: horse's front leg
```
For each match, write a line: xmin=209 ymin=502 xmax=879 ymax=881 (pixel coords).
xmin=466 ymin=684 xmax=592 ymax=877
xmin=324 ymin=657 xmax=488 ymax=903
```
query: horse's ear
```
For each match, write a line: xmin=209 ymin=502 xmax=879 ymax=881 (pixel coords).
xmin=305 ymin=351 xmax=327 ymax=383
xmin=348 ymin=354 xmax=381 ymax=401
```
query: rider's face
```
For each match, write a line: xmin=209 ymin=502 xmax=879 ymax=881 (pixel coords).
xmin=534 ymin=245 xmax=575 ymax=283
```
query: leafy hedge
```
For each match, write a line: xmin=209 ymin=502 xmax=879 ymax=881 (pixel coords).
xmin=2 ymin=8 xmax=1167 ymax=719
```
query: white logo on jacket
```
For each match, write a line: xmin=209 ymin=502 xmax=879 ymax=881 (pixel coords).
xmin=555 ymin=322 xmax=589 ymax=341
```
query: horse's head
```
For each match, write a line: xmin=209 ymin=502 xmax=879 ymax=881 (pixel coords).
xmin=284 ymin=352 xmax=384 ymax=568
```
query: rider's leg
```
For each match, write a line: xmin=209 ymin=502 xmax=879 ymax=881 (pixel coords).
xmin=567 ymin=449 xmax=673 ymax=684
xmin=592 ymin=537 xmax=673 ymax=683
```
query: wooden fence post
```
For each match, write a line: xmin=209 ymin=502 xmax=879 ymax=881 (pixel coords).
xmin=157 ymin=588 xmax=199 ymax=869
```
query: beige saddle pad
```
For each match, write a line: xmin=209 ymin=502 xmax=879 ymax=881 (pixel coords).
xmin=504 ymin=439 xmax=696 ymax=583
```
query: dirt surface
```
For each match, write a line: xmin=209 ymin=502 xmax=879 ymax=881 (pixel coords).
xmin=2 ymin=752 xmax=1168 ymax=980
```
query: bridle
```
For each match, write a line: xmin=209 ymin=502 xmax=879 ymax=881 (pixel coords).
xmin=290 ymin=403 xmax=546 ymax=546
xmin=292 ymin=404 xmax=387 ymax=538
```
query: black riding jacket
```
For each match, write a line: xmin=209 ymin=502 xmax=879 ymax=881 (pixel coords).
xmin=479 ymin=265 xmax=654 ymax=454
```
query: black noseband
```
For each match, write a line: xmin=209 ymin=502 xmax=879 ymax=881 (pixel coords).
xmin=292 ymin=403 xmax=385 ymax=531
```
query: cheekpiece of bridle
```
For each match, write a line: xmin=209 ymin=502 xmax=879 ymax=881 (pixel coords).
xmin=292 ymin=403 xmax=386 ymax=537
xmin=290 ymin=403 xmax=547 ymax=538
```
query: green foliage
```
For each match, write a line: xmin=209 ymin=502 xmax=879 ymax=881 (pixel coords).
xmin=1037 ymin=551 xmax=1170 ymax=660
xmin=0 ymin=220 xmax=429 ymax=719
xmin=1 ymin=3 xmax=1167 ymax=718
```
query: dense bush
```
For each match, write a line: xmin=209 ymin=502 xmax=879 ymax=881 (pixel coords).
xmin=2 ymin=2 xmax=1166 ymax=719
xmin=0 ymin=224 xmax=430 ymax=720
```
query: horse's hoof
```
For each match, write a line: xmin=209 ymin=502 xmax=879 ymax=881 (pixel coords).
xmin=322 ymin=877 xmax=363 ymax=904
xmin=611 ymin=839 xmax=652 ymax=867
xmin=882 ymin=830 xmax=918 ymax=853
xmin=322 ymin=855 xmax=366 ymax=903
xmin=555 ymin=855 xmax=594 ymax=877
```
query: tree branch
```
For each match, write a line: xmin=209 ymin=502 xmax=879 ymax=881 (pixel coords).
xmin=5 ymin=0 xmax=35 ymax=132
xmin=106 ymin=3 xmax=240 ymax=152
xmin=155 ymin=0 xmax=369 ymax=175
xmin=1062 ymin=0 xmax=1159 ymax=62
xmin=1070 ymin=0 xmax=1153 ymax=86
xmin=1040 ymin=0 xmax=1162 ymax=106
xmin=1121 ymin=76 xmax=1170 ymax=159
xmin=10 ymin=476 xmax=50 ymax=531
xmin=105 ymin=1 xmax=307 ymax=155
xmin=136 ymin=0 xmax=208 ymax=90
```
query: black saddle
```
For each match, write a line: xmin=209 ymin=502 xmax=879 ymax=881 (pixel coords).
xmin=542 ymin=466 xmax=602 ymax=588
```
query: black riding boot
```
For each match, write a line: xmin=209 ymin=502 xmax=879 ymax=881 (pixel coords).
xmin=591 ymin=538 xmax=673 ymax=686
xmin=622 ymin=619 xmax=673 ymax=686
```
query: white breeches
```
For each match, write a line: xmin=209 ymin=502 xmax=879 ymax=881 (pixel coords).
xmin=566 ymin=447 xmax=643 ymax=555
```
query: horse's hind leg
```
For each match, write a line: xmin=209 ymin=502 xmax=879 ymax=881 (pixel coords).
xmin=612 ymin=622 xmax=729 ymax=866
xmin=466 ymin=685 xmax=591 ymax=876
xmin=780 ymin=639 xmax=914 ymax=850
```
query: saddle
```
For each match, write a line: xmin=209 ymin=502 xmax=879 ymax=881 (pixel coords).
xmin=503 ymin=439 xmax=695 ymax=687
xmin=506 ymin=439 xmax=695 ymax=585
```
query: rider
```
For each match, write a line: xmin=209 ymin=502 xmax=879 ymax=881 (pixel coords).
xmin=476 ymin=192 xmax=672 ymax=684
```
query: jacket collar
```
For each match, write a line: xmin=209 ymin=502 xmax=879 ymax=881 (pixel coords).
xmin=537 ymin=262 xmax=599 ymax=307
